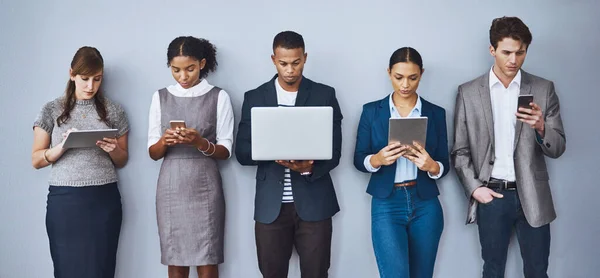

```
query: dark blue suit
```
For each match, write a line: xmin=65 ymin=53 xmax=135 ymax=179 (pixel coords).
xmin=353 ymin=94 xmax=449 ymax=278
xmin=353 ymin=95 xmax=450 ymax=198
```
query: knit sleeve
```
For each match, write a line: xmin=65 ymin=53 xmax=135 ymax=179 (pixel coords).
xmin=33 ymin=100 xmax=57 ymax=135
xmin=107 ymin=101 xmax=130 ymax=137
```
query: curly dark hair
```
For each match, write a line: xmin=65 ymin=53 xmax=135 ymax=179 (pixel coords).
xmin=490 ymin=16 xmax=532 ymax=50
xmin=167 ymin=36 xmax=218 ymax=79
xmin=272 ymin=31 xmax=305 ymax=52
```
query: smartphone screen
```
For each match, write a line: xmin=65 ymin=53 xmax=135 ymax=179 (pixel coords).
xmin=518 ymin=95 xmax=534 ymax=109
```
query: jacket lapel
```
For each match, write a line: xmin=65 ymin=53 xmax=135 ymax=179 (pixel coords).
xmin=294 ymin=76 xmax=310 ymax=106
xmin=377 ymin=96 xmax=391 ymax=147
xmin=478 ymin=74 xmax=495 ymax=143
xmin=514 ymin=71 xmax=531 ymax=149
xmin=420 ymin=99 xmax=432 ymax=148
xmin=264 ymin=75 xmax=279 ymax=107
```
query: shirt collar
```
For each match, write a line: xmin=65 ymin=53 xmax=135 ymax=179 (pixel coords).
xmin=175 ymin=78 xmax=210 ymax=94
xmin=489 ymin=66 xmax=521 ymax=89
xmin=389 ymin=93 xmax=422 ymax=115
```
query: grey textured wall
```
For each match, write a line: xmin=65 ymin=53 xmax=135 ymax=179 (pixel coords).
xmin=1 ymin=1 xmax=598 ymax=277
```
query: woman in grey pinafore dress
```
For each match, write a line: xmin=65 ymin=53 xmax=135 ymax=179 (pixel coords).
xmin=148 ymin=36 xmax=234 ymax=278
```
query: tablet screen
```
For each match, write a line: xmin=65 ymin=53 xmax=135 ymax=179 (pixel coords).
xmin=388 ymin=117 xmax=428 ymax=147
xmin=62 ymin=129 xmax=119 ymax=149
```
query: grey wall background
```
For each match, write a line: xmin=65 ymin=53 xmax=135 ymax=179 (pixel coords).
xmin=1 ymin=0 xmax=599 ymax=277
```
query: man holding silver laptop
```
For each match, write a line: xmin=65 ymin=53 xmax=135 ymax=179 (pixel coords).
xmin=235 ymin=31 xmax=343 ymax=278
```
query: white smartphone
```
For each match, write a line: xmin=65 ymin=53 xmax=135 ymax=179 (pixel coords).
xmin=169 ymin=120 xmax=187 ymax=129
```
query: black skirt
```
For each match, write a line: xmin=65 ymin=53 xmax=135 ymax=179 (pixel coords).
xmin=46 ymin=182 xmax=122 ymax=278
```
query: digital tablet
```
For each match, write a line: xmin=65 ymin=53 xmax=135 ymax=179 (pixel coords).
xmin=388 ymin=117 xmax=428 ymax=147
xmin=62 ymin=129 xmax=119 ymax=149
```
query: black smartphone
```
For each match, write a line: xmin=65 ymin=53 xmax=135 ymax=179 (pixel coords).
xmin=518 ymin=95 xmax=534 ymax=110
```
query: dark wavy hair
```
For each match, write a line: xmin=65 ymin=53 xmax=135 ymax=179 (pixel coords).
xmin=490 ymin=16 xmax=532 ymax=50
xmin=167 ymin=36 xmax=218 ymax=79
xmin=57 ymin=46 xmax=108 ymax=127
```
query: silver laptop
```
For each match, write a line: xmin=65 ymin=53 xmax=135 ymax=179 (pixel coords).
xmin=388 ymin=117 xmax=428 ymax=146
xmin=251 ymin=107 xmax=333 ymax=160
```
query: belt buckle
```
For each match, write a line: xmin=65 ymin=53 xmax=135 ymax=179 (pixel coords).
xmin=502 ymin=180 xmax=508 ymax=190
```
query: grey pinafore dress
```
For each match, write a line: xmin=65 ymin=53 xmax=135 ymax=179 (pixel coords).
xmin=156 ymin=86 xmax=225 ymax=266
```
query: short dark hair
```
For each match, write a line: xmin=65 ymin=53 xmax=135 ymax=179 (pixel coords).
xmin=272 ymin=31 xmax=305 ymax=52
xmin=489 ymin=16 xmax=532 ymax=49
xmin=388 ymin=47 xmax=423 ymax=71
xmin=167 ymin=36 xmax=218 ymax=79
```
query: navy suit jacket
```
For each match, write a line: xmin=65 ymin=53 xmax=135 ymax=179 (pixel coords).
xmin=353 ymin=95 xmax=450 ymax=199
xmin=235 ymin=75 xmax=343 ymax=224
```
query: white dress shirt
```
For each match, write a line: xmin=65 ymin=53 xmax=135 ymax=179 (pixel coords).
xmin=363 ymin=94 xmax=444 ymax=182
xmin=147 ymin=79 xmax=234 ymax=157
xmin=489 ymin=67 xmax=521 ymax=181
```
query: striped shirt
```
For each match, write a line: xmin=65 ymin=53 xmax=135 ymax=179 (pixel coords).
xmin=275 ymin=79 xmax=297 ymax=203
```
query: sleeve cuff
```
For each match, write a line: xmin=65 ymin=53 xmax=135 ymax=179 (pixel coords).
xmin=33 ymin=122 xmax=52 ymax=135
xmin=364 ymin=155 xmax=380 ymax=173
xmin=535 ymin=132 xmax=544 ymax=144
xmin=216 ymin=139 xmax=233 ymax=158
xmin=428 ymin=161 xmax=444 ymax=179
xmin=147 ymin=137 xmax=161 ymax=150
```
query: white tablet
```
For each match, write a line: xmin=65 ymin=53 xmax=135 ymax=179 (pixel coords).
xmin=388 ymin=117 xmax=428 ymax=146
xmin=251 ymin=107 xmax=333 ymax=160
xmin=62 ymin=129 xmax=119 ymax=149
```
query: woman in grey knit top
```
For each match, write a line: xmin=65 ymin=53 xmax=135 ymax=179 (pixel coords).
xmin=31 ymin=46 xmax=129 ymax=278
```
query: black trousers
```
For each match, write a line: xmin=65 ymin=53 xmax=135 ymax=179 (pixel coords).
xmin=255 ymin=203 xmax=332 ymax=278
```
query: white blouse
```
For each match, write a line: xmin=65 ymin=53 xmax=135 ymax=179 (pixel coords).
xmin=147 ymin=79 xmax=234 ymax=157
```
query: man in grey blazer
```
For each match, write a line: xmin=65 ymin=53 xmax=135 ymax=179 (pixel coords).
xmin=452 ymin=17 xmax=566 ymax=278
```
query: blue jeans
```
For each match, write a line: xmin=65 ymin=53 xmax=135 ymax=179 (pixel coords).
xmin=477 ymin=189 xmax=550 ymax=278
xmin=371 ymin=186 xmax=443 ymax=278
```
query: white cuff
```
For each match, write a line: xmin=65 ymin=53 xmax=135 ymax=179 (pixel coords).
xmin=216 ymin=140 xmax=233 ymax=158
xmin=364 ymin=155 xmax=381 ymax=173
xmin=427 ymin=161 xmax=444 ymax=179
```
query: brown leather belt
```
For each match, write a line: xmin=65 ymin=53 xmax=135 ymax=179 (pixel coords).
xmin=394 ymin=181 xmax=416 ymax=187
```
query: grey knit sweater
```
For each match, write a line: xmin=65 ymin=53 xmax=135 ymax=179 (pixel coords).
xmin=34 ymin=97 xmax=129 ymax=186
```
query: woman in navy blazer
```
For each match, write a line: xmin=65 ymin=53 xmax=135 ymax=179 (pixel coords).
xmin=353 ymin=47 xmax=450 ymax=278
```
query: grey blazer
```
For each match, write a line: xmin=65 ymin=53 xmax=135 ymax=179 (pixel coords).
xmin=451 ymin=70 xmax=566 ymax=227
